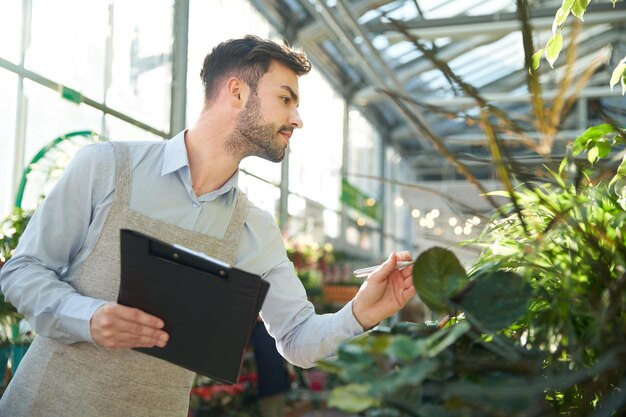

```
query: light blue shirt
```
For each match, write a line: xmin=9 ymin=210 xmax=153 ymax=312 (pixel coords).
xmin=0 ymin=131 xmax=363 ymax=368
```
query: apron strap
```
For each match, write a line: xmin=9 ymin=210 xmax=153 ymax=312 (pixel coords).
xmin=110 ymin=141 xmax=132 ymax=207
xmin=223 ymin=190 xmax=249 ymax=248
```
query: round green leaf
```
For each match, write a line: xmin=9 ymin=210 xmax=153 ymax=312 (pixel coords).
xmin=459 ymin=271 xmax=531 ymax=331
xmin=413 ymin=247 xmax=469 ymax=313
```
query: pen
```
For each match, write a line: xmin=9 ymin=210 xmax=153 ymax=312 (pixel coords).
xmin=353 ymin=260 xmax=414 ymax=278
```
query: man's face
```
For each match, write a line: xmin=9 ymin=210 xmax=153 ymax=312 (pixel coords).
xmin=228 ymin=62 xmax=303 ymax=162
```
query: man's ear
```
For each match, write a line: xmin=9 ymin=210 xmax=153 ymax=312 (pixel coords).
xmin=226 ymin=77 xmax=249 ymax=108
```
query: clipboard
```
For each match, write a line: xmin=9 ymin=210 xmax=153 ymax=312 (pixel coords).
xmin=118 ymin=229 xmax=269 ymax=384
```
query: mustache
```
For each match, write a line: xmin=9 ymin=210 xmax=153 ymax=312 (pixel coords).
xmin=278 ymin=125 xmax=293 ymax=134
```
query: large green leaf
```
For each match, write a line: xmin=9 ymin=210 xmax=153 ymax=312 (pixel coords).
xmin=412 ymin=247 xmax=469 ymax=313
xmin=458 ymin=271 xmax=531 ymax=331
xmin=328 ymin=384 xmax=380 ymax=413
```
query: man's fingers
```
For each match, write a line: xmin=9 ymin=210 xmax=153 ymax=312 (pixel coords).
xmin=106 ymin=303 xmax=164 ymax=329
xmin=374 ymin=252 xmax=398 ymax=275
xmin=91 ymin=302 xmax=168 ymax=350
xmin=403 ymin=286 xmax=417 ymax=302
xmin=396 ymin=250 xmax=413 ymax=261
xmin=104 ymin=316 xmax=169 ymax=341
xmin=114 ymin=329 xmax=169 ymax=348
xmin=94 ymin=323 xmax=168 ymax=350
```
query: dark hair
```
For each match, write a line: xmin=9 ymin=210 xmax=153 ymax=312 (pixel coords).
xmin=200 ymin=35 xmax=312 ymax=102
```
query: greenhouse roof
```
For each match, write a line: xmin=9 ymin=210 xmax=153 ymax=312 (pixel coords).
xmin=251 ymin=0 xmax=626 ymax=181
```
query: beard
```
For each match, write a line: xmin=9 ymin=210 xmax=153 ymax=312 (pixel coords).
xmin=225 ymin=92 xmax=290 ymax=162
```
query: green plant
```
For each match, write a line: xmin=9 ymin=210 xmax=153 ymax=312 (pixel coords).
xmin=0 ymin=209 xmax=32 ymax=344
xmin=0 ymin=209 xmax=32 ymax=265
xmin=322 ymin=140 xmax=626 ymax=416
xmin=534 ymin=0 xmax=626 ymax=95
xmin=321 ymin=0 xmax=626 ymax=413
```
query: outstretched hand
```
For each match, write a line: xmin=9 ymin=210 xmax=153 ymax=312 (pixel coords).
xmin=351 ymin=251 xmax=416 ymax=330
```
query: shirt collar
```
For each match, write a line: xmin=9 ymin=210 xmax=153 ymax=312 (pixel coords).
xmin=161 ymin=130 xmax=239 ymax=200
xmin=162 ymin=130 xmax=189 ymax=176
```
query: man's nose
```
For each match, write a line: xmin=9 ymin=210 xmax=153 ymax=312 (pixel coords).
xmin=290 ymin=109 xmax=303 ymax=129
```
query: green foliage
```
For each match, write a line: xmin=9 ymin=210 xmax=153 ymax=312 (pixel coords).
xmin=324 ymin=142 xmax=626 ymax=415
xmin=535 ymin=0 xmax=626 ymax=95
xmin=0 ymin=209 xmax=32 ymax=343
xmin=0 ymin=209 xmax=32 ymax=263
xmin=324 ymin=3 xmax=626 ymax=415
xmin=572 ymin=123 xmax=624 ymax=164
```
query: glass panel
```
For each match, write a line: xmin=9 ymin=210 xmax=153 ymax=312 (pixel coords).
xmin=239 ymin=172 xmax=280 ymax=221
xmin=20 ymin=80 xmax=103 ymax=210
xmin=384 ymin=146 xmax=414 ymax=251
xmin=26 ymin=0 xmax=109 ymax=100
xmin=107 ymin=0 xmax=173 ymax=133
xmin=186 ymin=0 xmax=281 ymax=183
xmin=105 ymin=114 xmax=165 ymax=142
xmin=186 ymin=0 xmax=274 ymax=123
xmin=0 ymin=69 xmax=18 ymax=216
xmin=289 ymin=69 xmax=344 ymax=211
xmin=0 ymin=0 xmax=21 ymax=63
xmin=323 ymin=209 xmax=339 ymax=239
xmin=348 ymin=108 xmax=382 ymax=205
xmin=240 ymin=157 xmax=281 ymax=185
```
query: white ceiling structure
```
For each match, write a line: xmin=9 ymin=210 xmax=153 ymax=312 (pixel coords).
xmin=250 ymin=0 xmax=626 ymax=182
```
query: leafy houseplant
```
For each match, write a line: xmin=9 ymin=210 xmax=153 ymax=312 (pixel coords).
xmin=322 ymin=138 xmax=626 ymax=416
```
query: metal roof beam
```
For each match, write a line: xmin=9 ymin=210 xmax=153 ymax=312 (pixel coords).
xmin=298 ymin=0 xmax=398 ymax=43
xmin=480 ymin=29 xmax=619 ymax=93
xmin=367 ymin=2 xmax=626 ymax=40
xmin=389 ymin=84 xmax=623 ymax=143
xmin=298 ymin=0 xmax=434 ymax=149
xmin=354 ymin=33 xmax=500 ymax=104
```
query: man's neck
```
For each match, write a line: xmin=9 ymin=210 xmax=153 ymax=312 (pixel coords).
xmin=185 ymin=112 xmax=241 ymax=197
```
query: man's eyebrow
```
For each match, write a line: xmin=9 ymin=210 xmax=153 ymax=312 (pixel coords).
xmin=280 ymin=85 xmax=299 ymax=105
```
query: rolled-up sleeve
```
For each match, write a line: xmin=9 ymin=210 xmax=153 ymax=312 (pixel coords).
xmin=0 ymin=144 xmax=110 ymax=344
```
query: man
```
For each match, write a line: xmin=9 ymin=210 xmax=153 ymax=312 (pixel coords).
xmin=0 ymin=35 xmax=415 ymax=416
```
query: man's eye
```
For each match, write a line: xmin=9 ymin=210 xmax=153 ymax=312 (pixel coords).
xmin=281 ymin=97 xmax=290 ymax=104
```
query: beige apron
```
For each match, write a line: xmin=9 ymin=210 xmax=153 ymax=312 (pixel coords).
xmin=0 ymin=142 xmax=249 ymax=417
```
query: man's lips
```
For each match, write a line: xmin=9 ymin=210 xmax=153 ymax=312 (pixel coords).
xmin=280 ymin=130 xmax=293 ymax=140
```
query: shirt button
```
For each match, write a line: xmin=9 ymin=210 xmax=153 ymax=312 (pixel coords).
xmin=192 ymin=202 xmax=200 ymax=208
